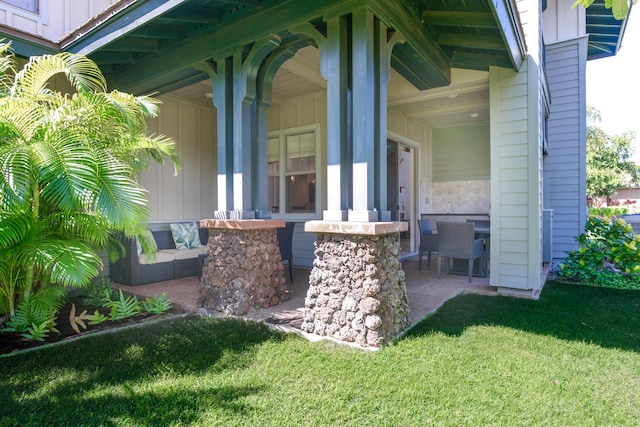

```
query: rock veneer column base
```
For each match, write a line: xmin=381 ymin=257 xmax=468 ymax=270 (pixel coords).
xmin=198 ymin=219 xmax=288 ymax=316
xmin=302 ymin=221 xmax=410 ymax=347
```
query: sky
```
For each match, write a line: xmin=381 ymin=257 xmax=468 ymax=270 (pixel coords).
xmin=586 ymin=8 xmax=640 ymax=160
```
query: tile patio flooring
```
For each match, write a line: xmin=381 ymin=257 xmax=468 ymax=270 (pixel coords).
xmin=115 ymin=257 xmax=496 ymax=340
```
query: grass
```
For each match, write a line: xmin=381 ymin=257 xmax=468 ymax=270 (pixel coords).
xmin=1 ymin=280 xmax=640 ymax=426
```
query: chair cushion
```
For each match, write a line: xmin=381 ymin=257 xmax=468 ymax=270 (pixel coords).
xmin=170 ymin=222 xmax=202 ymax=249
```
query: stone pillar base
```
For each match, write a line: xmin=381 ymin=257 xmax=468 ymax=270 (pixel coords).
xmin=302 ymin=221 xmax=410 ymax=347
xmin=198 ymin=219 xmax=288 ymax=316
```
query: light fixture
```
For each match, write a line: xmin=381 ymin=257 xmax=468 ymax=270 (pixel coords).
xmin=448 ymin=93 xmax=458 ymax=99
xmin=204 ymin=92 xmax=212 ymax=99
xmin=470 ymin=112 xmax=479 ymax=118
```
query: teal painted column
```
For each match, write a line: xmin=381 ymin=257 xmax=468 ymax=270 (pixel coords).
xmin=256 ymin=44 xmax=299 ymax=213
xmin=294 ymin=8 xmax=400 ymax=222
xmin=205 ymin=37 xmax=281 ymax=218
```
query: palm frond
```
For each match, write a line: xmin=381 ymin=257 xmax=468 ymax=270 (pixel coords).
xmin=93 ymin=155 xmax=149 ymax=233
xmin=32 ymin=239 xmax=102 ymax=288
xmin=12 ymin=52 xmax=106 ymax=98
xmin=0 ymin=144 xmax=33 ymax=208
xmin=0 ymin=209 xmax=33 ymax=249
xmin=32 ymin=134 xmax=97 ymax=212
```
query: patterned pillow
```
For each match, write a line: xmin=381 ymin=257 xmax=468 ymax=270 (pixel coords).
xmin=170 ymin=222 xmax=202 ymax=249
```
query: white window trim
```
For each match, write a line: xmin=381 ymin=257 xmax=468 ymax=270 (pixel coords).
xmin=268 ymin=123 xmax=322 ymax=220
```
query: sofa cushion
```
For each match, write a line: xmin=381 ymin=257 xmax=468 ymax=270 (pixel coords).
xmin=173 ymin=246 xmax=208 ymax=260
xmin=170 ymin=222 xmax=202 ymax=249
xmin=138 ymin=251 xmax=175 ymax=265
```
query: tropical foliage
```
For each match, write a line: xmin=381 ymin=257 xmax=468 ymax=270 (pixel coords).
xmin=572 ymin=0 xmax=632 ymax=20
xmin=558 ymin=215 xmax=640 ymax=289
xmin=0 ymin=42 xmax=179 ymax=333
xmin=586 ymin=106 xmax=640 ymax=205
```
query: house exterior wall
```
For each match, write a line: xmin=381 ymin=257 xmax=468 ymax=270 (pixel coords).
xmin=490 ymin=57 xmax=543 ymax=295
xmin=141 ymin=94 xmax=217 ymax=224
xmin=543 ymin=38 xmax=587 ymax=260
xmin=0 ymin=0 xmax=116 ymax=41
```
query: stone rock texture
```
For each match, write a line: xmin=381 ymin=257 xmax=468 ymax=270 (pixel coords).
xmin=198 ymin=228 xmax=288 ymax=316
xmin=301 ymin=232 xmax=410 ymax=347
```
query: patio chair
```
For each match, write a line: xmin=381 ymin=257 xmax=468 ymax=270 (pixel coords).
xmin=277 ymin=221 xmax=295 ymax=281
xmin=417 ymin=219 xmax=439 ymax=270
xmin=436 ymin=221 xmax=485 ymax=283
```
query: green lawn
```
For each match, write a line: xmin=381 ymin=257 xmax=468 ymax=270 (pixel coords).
xmin=1 ymin=281 xmax=639 ymax=426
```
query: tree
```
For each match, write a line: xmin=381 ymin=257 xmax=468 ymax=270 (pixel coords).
xmin=572 ymin=0 xmax=633 ymax=20
xmin=0 ymin=43 xmax=179 ymax=331
xmin=586 ymin=106 xmax=640 ymax=205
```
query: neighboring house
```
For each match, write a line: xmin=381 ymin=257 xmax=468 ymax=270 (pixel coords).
xmin=0 ymin=0 xmax=630 ymax=297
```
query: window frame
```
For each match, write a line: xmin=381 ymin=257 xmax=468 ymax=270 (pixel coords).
xmin=2 ymin=0 xmax=39 ymax=14
xmin=268 ymin=123 xmax=322 ymax=220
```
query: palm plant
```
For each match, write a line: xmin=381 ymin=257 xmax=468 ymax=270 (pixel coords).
xmin=0 ymin=42 xmax=179 ymax=326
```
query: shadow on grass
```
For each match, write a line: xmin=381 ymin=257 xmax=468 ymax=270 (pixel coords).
xmin=401 ymin=280 xmax=640 ymax=353
xmin=0 ymin=316 xmax=283 ymax=425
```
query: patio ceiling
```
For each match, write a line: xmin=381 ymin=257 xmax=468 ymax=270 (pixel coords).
xmin=584 ymin=0 xmax=632 ymax=60
xmin=58 ymin=0 xmax=524 ymax=95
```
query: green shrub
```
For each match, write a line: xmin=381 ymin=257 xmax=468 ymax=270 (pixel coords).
xmin=558 ymin=215 xmax=640 ymax=289
xmin=102 ymin=289 xmax=142 ymax=320
xmin=83 ymin=276 xmax=116 ymax=306
xmin=588 ymin=206 xmax=628 ymax=217
xmin=142 ymin=292 xmax=172 ymax=315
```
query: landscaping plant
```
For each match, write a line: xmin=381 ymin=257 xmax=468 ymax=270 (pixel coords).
xmin=558 ymin=215 xmax=640 ymax=289
xmin=0 ymin=42 xmax=179 ymax=328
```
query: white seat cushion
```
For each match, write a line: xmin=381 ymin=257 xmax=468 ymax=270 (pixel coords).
xmin=138 ymin=251 xmax=175 ymax=265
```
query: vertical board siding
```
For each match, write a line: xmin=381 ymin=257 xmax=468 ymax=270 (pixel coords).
xmin=0 ymin=1 xmax=118 ymax=42
xmin=140 ymin=95 xmax=217 ymax=223
xmin=543 ymin=38 xmax=586 ymax=260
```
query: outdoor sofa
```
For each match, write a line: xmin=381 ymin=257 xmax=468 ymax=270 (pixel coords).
xmin=110 ymin=225 xmax=209 ymax=286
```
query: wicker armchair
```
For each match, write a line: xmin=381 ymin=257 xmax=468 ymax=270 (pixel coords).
xmin=417 ymin=219 xmax=439 ymax=270
xmin=277 ymin=222 xmax=295 ymax=281
xmin=436 ymin=221 xmax=485 ymax=283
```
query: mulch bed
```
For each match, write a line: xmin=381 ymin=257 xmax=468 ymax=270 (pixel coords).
xmin=0 ymin=295 xmax=180 ymax=356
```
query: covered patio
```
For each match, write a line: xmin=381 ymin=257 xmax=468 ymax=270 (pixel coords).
xmin=115 ymin=259 xmax=496 ymax=342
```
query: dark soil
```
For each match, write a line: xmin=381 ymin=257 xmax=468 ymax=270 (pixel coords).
xmin=0 ymin=294 xmax=179 ymax=356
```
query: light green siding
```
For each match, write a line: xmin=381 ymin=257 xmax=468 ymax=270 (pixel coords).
xmin=432 ymin=123 xmax=490 ymax=182
xmin=490 ymin=57 xmax=543 ymax=296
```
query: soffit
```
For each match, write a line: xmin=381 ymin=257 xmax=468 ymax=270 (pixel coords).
xmin=585 ymin=0 xmax=632 ymax=60
xmin=58 ymin=0 xmax=523 ymax=96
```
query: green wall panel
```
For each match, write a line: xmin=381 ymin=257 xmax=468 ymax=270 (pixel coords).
xmin=432 ymin=123 xmax=490 ymax=182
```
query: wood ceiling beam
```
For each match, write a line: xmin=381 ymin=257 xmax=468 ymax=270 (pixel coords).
xmin=451 ymin=51 xmax=512 ymax=71
xmin=159 ymin=8 xmax=220 ymax=24
xmin=421 ymin=11 xmax=496 ymax=29
xmin=438 ymin=33 xmax=505 ymax=51
xmin=387 ymin=79 xmax=488 ymax=107
xmin=405 ymin=99 xmax=488 ymax=120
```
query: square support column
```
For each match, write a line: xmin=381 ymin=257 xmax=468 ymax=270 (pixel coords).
xmin=303 ymin=220 xmax=410 ymax=347
xmin=198 ymin=219 xmax=288 ymax=315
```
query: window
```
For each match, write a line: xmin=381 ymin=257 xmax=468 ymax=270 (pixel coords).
xmin=268 ymin=125 xmax=320 ymax=215
xmin=3 ymin=0 xmax=38 ymax=13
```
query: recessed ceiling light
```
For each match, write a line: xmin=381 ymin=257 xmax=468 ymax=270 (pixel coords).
xmin=448 ymin=94 xmax=458 ymax=99
xmin=204 ymin=92 xmax=212 ymax=99
xmin=470 ymin=113 xmax=479 ymax=118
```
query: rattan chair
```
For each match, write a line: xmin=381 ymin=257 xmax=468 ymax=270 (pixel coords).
xmin=436 ymin=221 xmax=485 ymax=283
xmin=417 ymin=219 xmax=439 ymax=270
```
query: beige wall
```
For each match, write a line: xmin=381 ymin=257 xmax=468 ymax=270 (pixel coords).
xmin=0 ymin=0 xmax=117 ymax=41
xmin=141 ymin=94 xmax=217 ymax=223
